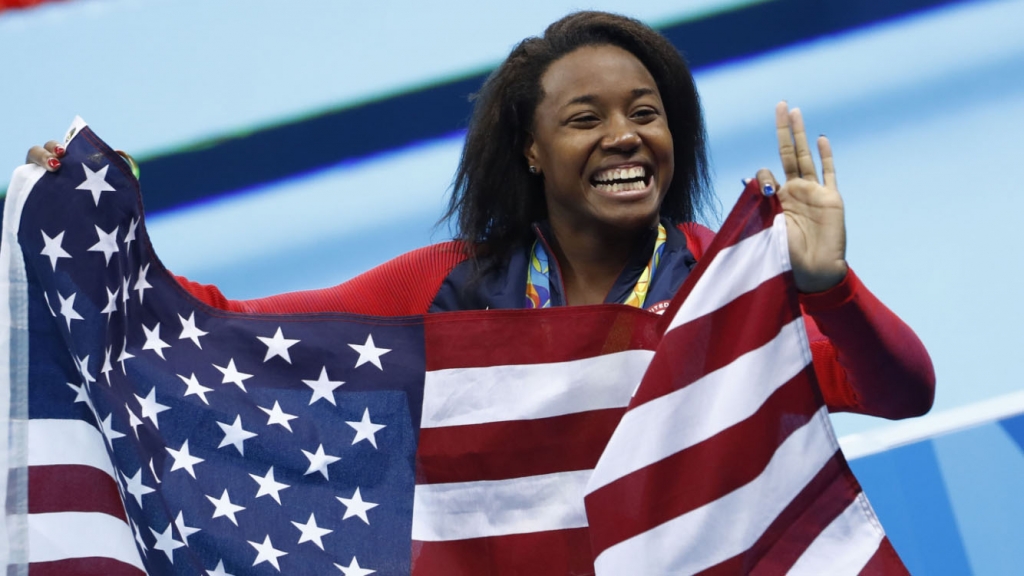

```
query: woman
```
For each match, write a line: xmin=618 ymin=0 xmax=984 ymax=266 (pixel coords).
xmin=27 ymin=11 xmax=934 ymax=419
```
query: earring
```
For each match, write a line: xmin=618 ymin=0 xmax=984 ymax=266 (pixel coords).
xmin=528 ymin=165 xmax=539 ymax=175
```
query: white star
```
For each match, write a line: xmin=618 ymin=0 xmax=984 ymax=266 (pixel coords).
xmin=134 ymin=386 xmax=170 ymax=429
xmin=129 ymin=517 xmax=148 ymax=557
xmin=101 ymin=286 xmax=119 ymax=321
xmin=87 ymin=224 xmax=119 ymax=265
xmin=75 ymin=163 xmax=116 ymax=205
xmin=346 ymin=408 xmax=386 ymax=449
xmin=122 ymin=275 xmax=131 ymax=303
xmin=301 ymin=444 xmax=340 ymax=480
xmin=302 ymin=366 xmax=344 ymax=406
xmin=291 ymin=513 xmax=332 ymax=550
xmin=124 ymin=217 xmax=139 ymax=253
xmin=213 ymin=358 xmax=252 ymax=392
xmin=250 ymin=466 xmax=290 ymax=504
xmin=40 ymin=230 xmax=71 ymax=270
xmin=134 ymin=263 xmax=152 ymax=303
xmin=149 ymin=458 xmax=162 ymax=484
xmin=127 ymin=405 xmax=143 ymax=438
xmin=142 ymin=322 xmax=171 ymax=360
xmin=57 ymin=291 xmax=84 ymax=331
xmin=66 ymin=381 xmax=92 ymax=409
xmin=335 ymin=557 xmax=375 ymax=576
xmin=177 ymin=372 xmax=213 ymax=405
xmin=258 ymin=327 xmax=299 ymax=363
xmin=75 ymin=354 xmax=96 ymax=386
xmin=101 ymin=346 xmax=113 ymax=385
xmin=149 ymin=522 xmax=184 ymax=562
xmin=122 ymin=467 xmax=155 ymax=507
xmin=348 ymin=334 xmax=390 ymax=370
xmin=207 ymin=560 xmax=234 ymax=576
xmin=259 ymin=401 xmax=297 ymax=432
xmin=337 ymin=487 xmax=378 ymax=525
xmin=206 ymin=489 xmax=245 ymax=526
xmin=174 ymin=510 xmax=201 ymax=546
xmin=177 ymin=311 xmax=208 ymax=348
xmin=118 ymin=336 xmax=135 ymax=374
xmin=217 ymin=415 xmax=257 ymax=455
xmin=99 ymin=412 xmax=125 ymax=449
xmin=248 ymin=535 xmax=287 ymax=572
xmin=42 ymin=292 xmax=56 ymax=316
xmin=166 ymin=439 xmax=204 ymax=478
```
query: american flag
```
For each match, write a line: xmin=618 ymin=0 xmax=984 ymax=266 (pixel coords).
xmin=0 ymin=118 xmax=905 ymax=575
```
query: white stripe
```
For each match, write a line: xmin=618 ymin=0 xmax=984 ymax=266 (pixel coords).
xmin=594 ymin=407 xmax=836 ymax=575
xmin=422 ymin=350 xmax=654 ymax=428
xmin=412 ymin=470 xmax=591 ymax=541
xmin=586 ymin=317 xmax=811 ymax=494
xmin=28 ymin=419 xmax=116 ymax=479
xmin=27 ymin=511 xmax=143 ymax=569
xmin=788 ymin=493 xmax=885 ymax=575
xmin=668 ymin=213 xmax=790 ymax=332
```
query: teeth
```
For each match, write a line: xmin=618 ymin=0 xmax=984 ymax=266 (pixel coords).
xmin=594 ymin=166 xmax=646 ymax=183
xmin=595 ymin=179 xmax=647 ymax=193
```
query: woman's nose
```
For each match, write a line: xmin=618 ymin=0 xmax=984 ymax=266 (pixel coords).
xmin=601 ymin=120 xmax=641 ymax=152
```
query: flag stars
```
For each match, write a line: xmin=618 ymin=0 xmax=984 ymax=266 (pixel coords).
xmin=217 ymin=415 xmax=257 ymax=456
xmin=177 ymin=372 xmax=213 ymax=405
xmin=101 ymin=346 xmax=114 ymax=385
xmin=149 ymin=522 xmax=184 ymax=562
xmin=99 ymin=412 xmax=125 ymax=449
xmin=134 ymin=387 xmax=170 ymax=429
xmin=346 ymin=408 xmax=386 ymax=449
xmin=291 ymin=513 xmax=332 ymax=550
xmin=127 ymin=406 xmax=143 ymax=439
xmin=134 ymin=263 xmax=152 ymax=303
xmin=101 ymin=286 xmax=119 ymax=321
xmin=348 ymin=334 xmax=390 ymax=370
xmin=58 ymin=291 xmax=84 ymax=331
xmin=87 ymin=224 xmax=119 ymax=265
xmin=335 ymin=557 xmax=375 ymax=576
xmin=259 ymin=401 xmax=297 ymax=432
xmin=122 ymin=467 xmax=155 ymax=507
xmin=118 ymin=336 xmax=135 ymax=374
xmin=166 ymin=439 xmax=204 ymax=478
xmin=248 ymin=535 xmax=287 ymax=572
xmin=124 ymin=217 xmax=138 ymax=253
xmin=40 ymin=230 xmax=71 ymax=270
xmin=75 ymin=354 xmax=96 ymax=386
xmin=337 ymin=487 xmax=378 ymax=525
xmin=250 ymin=466 xmax=290 ymax=505
xmin=75 ymin=163 xmax=116 ymax=205
xmin=207 ymin=560 xmax=234 ymax=576
xmin=206 ymin=489 xmax=245 ymax=526
xmin=142 ymin=322 xmax=171 ymax=359
xmin=302 ymin=366 xmax=344 ymax=405
xmin=174 ymin=511 xmax=201 ymax=546
xmin=301 ymin=443 xmax=341 ymax=480
xmin=178 ymin=311 xmax=208 ymax=348
xmin=213 ymin=358 xmax=252 ymax=392
xmin=258 ymin=327 xmax=300 ymax=363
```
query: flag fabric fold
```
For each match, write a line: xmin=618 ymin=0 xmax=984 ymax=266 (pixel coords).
xmin=0 ymin=119 xmax=906 ymax=575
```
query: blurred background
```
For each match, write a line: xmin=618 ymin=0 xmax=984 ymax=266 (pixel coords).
xmin=2 ymin=0 xmax=1023 ymax=572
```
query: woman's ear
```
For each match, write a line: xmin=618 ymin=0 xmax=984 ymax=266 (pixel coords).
xmin=524 ymin=134 xmax=541 ymax=175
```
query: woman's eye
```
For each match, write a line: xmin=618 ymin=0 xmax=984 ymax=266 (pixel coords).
xmin=633 ymin=108 xmax=658 ymax=120
xmin=570 ymin=115 xmax=599 ymax=124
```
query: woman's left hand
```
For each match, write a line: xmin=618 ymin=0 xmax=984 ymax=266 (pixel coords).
xmin=757 ymin=102 xmax=847 ymax=293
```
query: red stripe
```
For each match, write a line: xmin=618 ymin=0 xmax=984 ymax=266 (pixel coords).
xmin=417 ymin=408 xmax=623 ymax=484
xmin=632 ymin=274 xmax=799 ymax=408
xmin=858 ymin=537 xmax=910 ymax=575
xmin=585 ymin=367 xmax=820 ymax=557
xmin=412 ymin=528 xmax=595 ymax=576
xmin=424 ymin=305 xmax=660 ymax=370
xmin=29 ymin=464 xmax=127 ymax=520
xmin=29 ymin=557 xmax=144 ymax=576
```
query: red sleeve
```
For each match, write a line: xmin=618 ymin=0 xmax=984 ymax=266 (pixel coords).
xmin=174 ymin=242 xmax=467 ymax=316
xmin=799 ymin=269 xmax=935 ymax=418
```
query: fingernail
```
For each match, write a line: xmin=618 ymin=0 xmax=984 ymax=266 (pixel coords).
xmin=763 ymin=183 xmax=775 ymax=196
xmin=54 ymin=145 xmax=65 ymax=157
xmin=742 ymin=177 xmax=752 ymax=186
xmin=46 ymin=158 xmax=61 ymax=170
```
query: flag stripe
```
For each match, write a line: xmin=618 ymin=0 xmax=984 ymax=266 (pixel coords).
xmin=593 ymin=407 xmax=836 ymax=575
xmin=412 ymin=470 xmax=590 ymax=542
xmin=27 ymin=511 xmax=144 ymax=569
xmin=667 ymin=213 xmax=790 ymax=332
xmin=788 ymin=493 xmax=885 ymax=576
xmin=631 ymin=273 xmax=798 ymax=407
xmin=422 ymin=350 xmax=651 ymax=428
xmin=417 ymin=407 xmax=622 ymax=484
xmin=28 ymin=464 xmax=126 ymax=520
xmin=857 ymin=537 xmax=908 ymax=575
xmin=587 ymin=317 xmax=811 ymax=494
xmin=586 ymin=366 xmax=819 ymax=556
xmin=28 ymin=557 xmax=146 ymax=576
xmin=27 ymin=419 xmax=114 ymax=478
xmin=424 ymin=307 xmax=660 ymax=370
xmin=412 ymin=527 xmax=594 ymax=576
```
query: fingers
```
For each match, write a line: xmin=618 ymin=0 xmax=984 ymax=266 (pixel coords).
xmin=789 ymin=108 xmax=819 ymax=184
xmin=755 ymin=168 xmax=780 ymax=196
xmin=818 ymin=136 xmax=837 ymax=190
xmin=775 ymin=102 xmax=799 ymax=182
xmin=27 ymin=140 xmax=64 ymax=171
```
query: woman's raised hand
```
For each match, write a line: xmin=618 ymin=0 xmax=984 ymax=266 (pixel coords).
xmin=26 ymin=141 xmax=65 ymax=172
xmin=757 ymin=102 xmax=847 ymax=293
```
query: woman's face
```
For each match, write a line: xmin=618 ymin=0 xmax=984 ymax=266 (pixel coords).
xmin=526 ymin=44 xmax=674 ymax=238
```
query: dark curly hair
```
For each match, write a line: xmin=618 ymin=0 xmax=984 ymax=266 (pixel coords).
xmin=443 ymin=11 xmax=712 ymax=265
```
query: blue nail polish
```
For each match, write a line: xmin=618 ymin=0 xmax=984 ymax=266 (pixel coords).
xmin=741 ymin=177 xmax=752 ymax=186
xmin=763 ymin=183 xmax=775 ymax=196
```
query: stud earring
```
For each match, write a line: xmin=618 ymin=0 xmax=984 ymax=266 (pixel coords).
xmin=528 ymin=165 xmax=539 ymax=175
